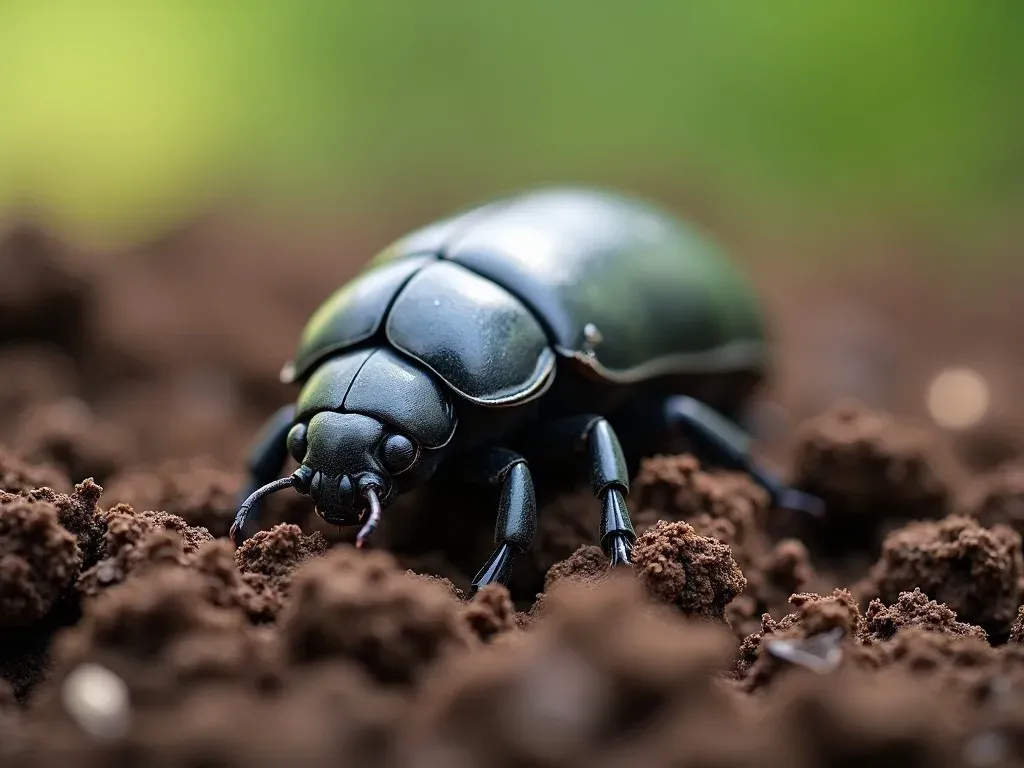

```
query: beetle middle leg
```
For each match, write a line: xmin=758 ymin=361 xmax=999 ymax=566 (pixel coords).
xmin=529 ymin=415 xmax=636 ymax=567
xmin=459 ymin=447 xmax=538 ymax=590
xmin=230 ymin=403 xmax=296 ymax=545
xmin=664 ymin=395 xmax=824 ymax=516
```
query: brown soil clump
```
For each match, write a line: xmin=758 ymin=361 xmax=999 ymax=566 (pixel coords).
xmin=863 ymin=588 xmax=988 ymax=642
xmin=0 ymin=347 xmax=78 ymax=424
xmin=104 ymin=457 xmax=242 ymax=538
xmin=407 ymin=576 xmax=737 ymax=767
xmin=1009 ymin=607 xmax=1024 ymax=644
xmin=544 ymin=544 xmax=612 ymax=592
xmin=5 ymin=207 xmax=1024 ymax=765
xmin=0 ymin=220 xmax=93 ymax=355
xmin=869 ymin=514 xmax=1022 ymax=639
xmin=76 ymin=503 xmax=213 ymax=597
xmin=25 ymin=480 xmax=106 ymax=573
xmin=235 ymin=523 xmax=329 ymax=589
xmin=14 ymin=399 xmax=131 ymax=485
xmin=43 ymin=566 xmax=277 ymax=710
xmin=737 ymin=589 xmax=872 ymax=690
xmin=0 ymin=449 xmax=68 ymax=495
xmin=462 ymin=584 xmax=518 ymax=643
xmin=790 ymin=400 xmax=959 ymax=557
xmin=631 ymin=519 xmax=747 ymax=622
xmin=960 ymin=462 xmax=1024 ymax=539
xmin=279 ymin=547 xmax=475 ymax=687
xmin=0 ymin=493 xmax=80 ymax=627
xmin=632 ymin=454 xmax=770 ymax=554
xmin=763 ymin=667 xmax=960 ymax=768
xmin=631 ymin=454 xmax=814 ymax=636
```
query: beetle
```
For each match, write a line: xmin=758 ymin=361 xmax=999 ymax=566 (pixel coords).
xmin=230 ymin=187 xmax=822 ymax=589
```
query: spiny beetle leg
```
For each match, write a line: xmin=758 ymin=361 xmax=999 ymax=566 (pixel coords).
xmin=231 ymin=403 xmax=296 ymax=545
xmin=601 ymin=486 xmax=633 ymax=567
xmin=664 ymin=395 xmax=825 ymax=518
xmin=473 ymin=543 xmax=516 ymax=590
xmin=461 ymin=448 xmax=537 ymax=591
xmin=531 ymin=415 xmax=636 ymax=567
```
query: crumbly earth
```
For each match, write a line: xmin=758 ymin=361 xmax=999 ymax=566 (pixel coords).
xmin=5 ymin=211 xmax=1024 ymax=766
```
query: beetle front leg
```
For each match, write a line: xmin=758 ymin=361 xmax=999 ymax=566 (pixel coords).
xmin=231 ymin=403 xmax=296 ymax=545
xmin=532 ymin=415 xmax=636 ymax=567
xmin=665 ymin=395 xmax=824 ymax=517
xmin=460 ymin=447 xmax=537 ymax=590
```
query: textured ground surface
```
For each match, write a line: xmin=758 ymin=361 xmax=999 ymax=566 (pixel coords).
xmin=3 ymin=210 xmax=1024 ymax=766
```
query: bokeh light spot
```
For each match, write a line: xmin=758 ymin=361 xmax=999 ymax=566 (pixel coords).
xmin=926 ymin=367 xmax=990 ymax=430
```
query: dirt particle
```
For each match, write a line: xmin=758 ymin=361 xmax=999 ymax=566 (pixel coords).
xmin=26 ymin=480 xmax=106 ymax=572
xmin=105 ymin=457 xmax=242 ymax=539
xmin=1009 ymin=607 xmax=1024 ymax=644
xmin=787 ymin=589 xmax=865 ymax=637
xmin=409 ymin=575 xmax=736 ymax=766
xmin=733 ymin=537 xmax=818 ymax=638
xmin=78 ymin=530 xmax=191 ymax=599
xmin=0 ymin=219 xmax=93 ymax=355
xmin=961 ymin=462 xmax=1024 ymax=540
xmin=0 ymin=449 xmax=68 ymax=496
xmin=526 ymin=487 xmax=602 ymax=584
xmin=630 ymin=519 xmax=746 ymax=622
xmin=632 ymin=454 xmax=769 ymax=566
xmin=59 ymin=664 xmax=406 ymax=767
xmin=76 ymin=503 xmax=213 ymax=597
xmin=878 ymin=626 xmax=995 ymax=680
xmin=0 ymin=492 xmax=80 ymax=627
xmin=279 ymin=547 xmax=474 ymax=687
xmin=192 ymin=539 xmax=281 ymax=623
xmin=791 ymin=400 xmax=959 ymax=557
xmin=869 ymin=514 xmax=1022 ymax=639
xmin=761 ymin=538 xmax=815 ymax=598
xmin=528 ymin=545 xmax=613 ymax=625
xmin=543 ymin=544 xmax=610 ymax=592
xmin=863 ymin=588 xmax=988 ymax=642
xmin=737 ymin=589 xmax=871 ymax=689
xmin=14 ymin=399 xmax=131 ymax=486
xmin=235 ymin=523 xmax=328 ymax=589
xmin=47 ymin=567 xmax=274 ymax=708
xmin=0 ymin=347 xmax=78 ymax=424
xmin=766 ymin=667 xmax=959 ymax=767
xmin=409 ymin=571 xmax=467 ymax=601
xmin=463 ymin=584 xmax=517 ymax=643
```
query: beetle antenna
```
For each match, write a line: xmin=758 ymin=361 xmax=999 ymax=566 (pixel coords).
xmin=237 ymin=476 xmax=295 ymax=520
xmin=356 ymin=486 xmax=382 ymax=549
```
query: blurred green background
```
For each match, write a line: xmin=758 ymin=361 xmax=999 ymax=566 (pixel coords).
xmin=0 ymin=0 xmax=1022 ymax=251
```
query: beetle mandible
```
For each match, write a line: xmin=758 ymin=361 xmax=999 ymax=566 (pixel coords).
xmin=230 ymin=187 xmax=822 ymax=589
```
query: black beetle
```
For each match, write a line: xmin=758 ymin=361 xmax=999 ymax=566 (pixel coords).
xmin=230 ymin=187 xmax=821 ymax=588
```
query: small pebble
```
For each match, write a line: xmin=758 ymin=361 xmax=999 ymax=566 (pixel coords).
xmin=61 ymin=663 xmax=131 ymax=740
xmin=765 ymin=627 xmax=845 ymax=674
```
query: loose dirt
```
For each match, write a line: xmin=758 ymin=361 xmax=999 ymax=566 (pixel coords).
xmin=3 ymin=209 xmax=1024 ymax=767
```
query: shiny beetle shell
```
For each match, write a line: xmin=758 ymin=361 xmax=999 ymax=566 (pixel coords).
xmin=281 ymin=187 xmax=767 ymax=406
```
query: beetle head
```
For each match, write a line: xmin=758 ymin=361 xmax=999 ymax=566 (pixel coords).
xmin=236 ymin=348 xmax=456 ymax=547
xmin=285 ymin=410 xmax=446 ymax=545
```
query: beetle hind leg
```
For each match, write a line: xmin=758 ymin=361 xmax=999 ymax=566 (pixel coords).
xmin=664 ymin=395 xmax=824 ymax=517
xmin=461 ymin=448 xmax=538 ymax=590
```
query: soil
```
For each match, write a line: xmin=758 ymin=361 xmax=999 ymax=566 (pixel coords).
xmin=3 ymin=207 xmax=1024 ymax=766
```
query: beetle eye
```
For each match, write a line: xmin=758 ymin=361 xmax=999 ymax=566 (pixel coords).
xmin=286 ymin=423 xmax=308 ymax=462
xmin=382 ymin=434 xmax=417 ymax=474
